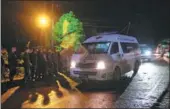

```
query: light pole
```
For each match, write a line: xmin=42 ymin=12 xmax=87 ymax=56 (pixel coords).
xmin=51 ymin=0 xmax=54 ymax=48
xmin=37 ymin=15 xmax=49 ymax=46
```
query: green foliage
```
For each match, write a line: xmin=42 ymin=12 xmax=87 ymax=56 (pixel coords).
xmin=53 ymin=11 xmax=84 ymax=51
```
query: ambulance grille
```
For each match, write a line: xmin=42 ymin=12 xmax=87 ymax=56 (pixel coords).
xmin=74 ymin=71 xmax=97 ymax=75
xmin=76 ymin=63 xmax=96 ymax=68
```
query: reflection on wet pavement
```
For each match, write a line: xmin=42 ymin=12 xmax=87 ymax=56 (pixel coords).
xmin=1 ymin=86 xmax=20 ymax=104
xmin=116 ymin=61 xmax=169 ymax=108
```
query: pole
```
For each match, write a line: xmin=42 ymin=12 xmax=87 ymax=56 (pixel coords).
xmin=43 ymin=1 xmax=46 ymax=47
xmin=40 ymin=28 xmax=43 ymax=46
xmin=126 ymin=22 xmax=131 ymax=35
xmin=51 ymin=0 xmax=54 ymax=48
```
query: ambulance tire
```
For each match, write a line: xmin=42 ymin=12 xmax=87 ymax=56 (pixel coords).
xmin=133 ymin=61 xmax=140 ymax=77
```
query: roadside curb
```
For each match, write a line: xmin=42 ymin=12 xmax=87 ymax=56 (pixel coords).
xmin=151 ymin=83 xmax=170 ymax=109
xmin=151 ymin=55 xmax=169 ymax=109
xmin=115 ymin=59 xmax=169 ymax=108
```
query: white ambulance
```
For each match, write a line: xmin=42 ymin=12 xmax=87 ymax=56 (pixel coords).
xmin=70 ymin=33 xmax=141 ymax=83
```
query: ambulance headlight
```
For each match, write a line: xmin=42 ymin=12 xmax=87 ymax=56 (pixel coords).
xmin=96 ymin=61 xmax=106 ymax=70
xmin=144 ymin=50 xmax=151 ymax=56
xmin=70 ymin=61 xmax=76 ymax=68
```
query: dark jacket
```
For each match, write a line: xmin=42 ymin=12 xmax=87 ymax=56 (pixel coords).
xmin=23 ymin=52 xmax=31 ymax=67
xmin=52 ymin=52 xmax=61 ymax=71
xmin=1 ymin=57 xmax=4 ymax=66
xmin=47 ymin=52 xmax=53 ymax=65
xmin=8 ymin=52 xmax=17 ymax=67
xmin=37 ymin=51 xmax=46 ymax=67
xmin=30 ymin=52 xmax=37 ymax=66
xmin=52 ymin=52 xmax=58 ymax=65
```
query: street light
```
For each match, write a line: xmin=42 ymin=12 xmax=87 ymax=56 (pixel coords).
xmin=36 ymin=14 xmax=50 ymax=46
xmin=37 ymin=15 xmax=49 ymax=28
xmin=40 ymin=17 xmax=47 ymax=25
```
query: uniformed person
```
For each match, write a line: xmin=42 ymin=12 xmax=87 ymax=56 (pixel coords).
xmin=23 ymin=48 xmax=32 ymax=83
xmin=30 ymin=48 xmax=37 ymax=81
xmin=8 ymin=47 xmax=18 ymax=81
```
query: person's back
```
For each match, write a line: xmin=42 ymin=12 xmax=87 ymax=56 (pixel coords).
xmin=30 ymin=49 xmax=37 ymax=66
xmin=1 ymin=56 xmax=4 ymax=66
xmin=37 ymin=49 xmax=45 ymax=67
xmin=36 ymin=49 xmax=41 ymax=79
xmin=55 ymin=50 xmax=61 ymax=72
xmin=37 ymin=49 xmax=47 ymax=78
xmin=23 ymin=48 xmax=31 ymax=83
xmin=23 ymin=51 xmax=30 ymax=67
xmin=39 ymin=50 xmax=46 ymax=64
xmin=29 ymin=48 xmax=37 ymax=81
xmin=37 ymin=50 xmax=42 ymax=65
xmin=8 ymin=52 xmax=17 ymax=67
xmin=1 ymin=56 xmax=4 ymax=75
xmin=8 ymin=47 xmax=18 ymax=81
xmin=48 ymin=50 xmax=54 ymax=64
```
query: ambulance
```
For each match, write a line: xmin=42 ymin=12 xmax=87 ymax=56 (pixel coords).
xmin=70 ymin=33 xmax=141 ymax=84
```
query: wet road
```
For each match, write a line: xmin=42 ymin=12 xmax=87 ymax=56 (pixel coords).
xmin=1 ymin=60 xmax=169 ymax=108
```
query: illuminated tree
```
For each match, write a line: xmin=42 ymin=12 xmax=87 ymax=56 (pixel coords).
xmin=53 ymin=11 xmax=85 ymax=52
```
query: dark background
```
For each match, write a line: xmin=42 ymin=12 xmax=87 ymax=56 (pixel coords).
xmin=1 ymin=0 xmax=170 ymax=50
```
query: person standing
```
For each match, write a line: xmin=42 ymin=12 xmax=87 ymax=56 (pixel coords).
xmin=23 ymin=48 xmax=32 ymax=83
xmin=8 ymin=47 xmax=18 ymax=82
xmin=37 ymin=48 xmax=46 ymax=79
xmin=52 ymin=49 xmax=61 ymax=75
xmin=42 ymin=48 xmax=48 ymax=77
xmin=47 ymin=49 xmax=53 ymax=75
xmin=36 ymin=48 xmax=41 ymax=80
xmin=1 ymin=54 xmax=5 ymax=78
xmin=30 ymin=48 xmax=37 ymax=81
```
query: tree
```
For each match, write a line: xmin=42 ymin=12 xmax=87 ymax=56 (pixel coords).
xmin=53 ymin=11 xmax=85 ymax=52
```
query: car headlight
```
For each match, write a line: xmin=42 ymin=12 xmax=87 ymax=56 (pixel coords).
xmin=96 ymin=61 xmax=105 ymax=70
xmin=70 ymin=61 xmax=76 ymax=68
xmin=144 ymin=50 xmax=151 ymax=56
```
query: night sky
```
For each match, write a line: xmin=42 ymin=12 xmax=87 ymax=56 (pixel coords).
xmin=1 ymin=0 xmax=170 ymax=50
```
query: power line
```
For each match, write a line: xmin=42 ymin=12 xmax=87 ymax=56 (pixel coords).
xmin=126 ymin=22 xmax=131 ymax=34
xmin=83 ymin=24 xmax=118 ymax=28
xmin=119 ymin=22 xmax=131 ymax=35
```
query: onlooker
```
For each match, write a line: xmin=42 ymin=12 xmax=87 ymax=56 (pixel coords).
xmin=30 ymin=48 xmax=37 ymax=81
xmin=36 ymin=48 xmax=42 ymax=79
xmin=47 ymin=49 xmax=54 ymax=75
xmin=8 ymin=47 xmax=18 ymax=81
xmin=42 ymin=48 xmax=48 ymax=76
xmin=37 ymin=48 xmax=47 ymax=79
xmin=52 ymin=49 xmax=60 ymax=75
xmin=23 ymin=48 xmax=31 ymax=83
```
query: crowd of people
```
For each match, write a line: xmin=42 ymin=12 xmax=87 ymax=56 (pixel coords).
xmin=1 ymin=46 xmax=62 ymax=84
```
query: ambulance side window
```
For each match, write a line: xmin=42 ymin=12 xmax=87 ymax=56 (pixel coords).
xmin=121 ymin=42 xmax=138 ymax=53
xmin=111 ymin=42 xmax=119 ymax=54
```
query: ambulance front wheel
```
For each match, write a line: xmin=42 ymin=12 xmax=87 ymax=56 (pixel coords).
xmin=113 ymin=67 xmax=121 ymax=81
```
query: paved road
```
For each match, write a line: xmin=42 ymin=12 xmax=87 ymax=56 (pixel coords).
xmin=116 ymin=60 xmax=169 ymax=108
xmin=158 ymin=87 xmax=170 ymax=109
xmin=1 ymin=60 xmax=169 ymax=108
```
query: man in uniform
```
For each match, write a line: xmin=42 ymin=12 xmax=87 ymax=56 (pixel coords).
xmin=8 ymin=47 xmax=18 ymax=82
xmin=30 ymin=48 xmax=37 ymax=81
xmin=23 ymin=47 xmax=32 ymax=83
